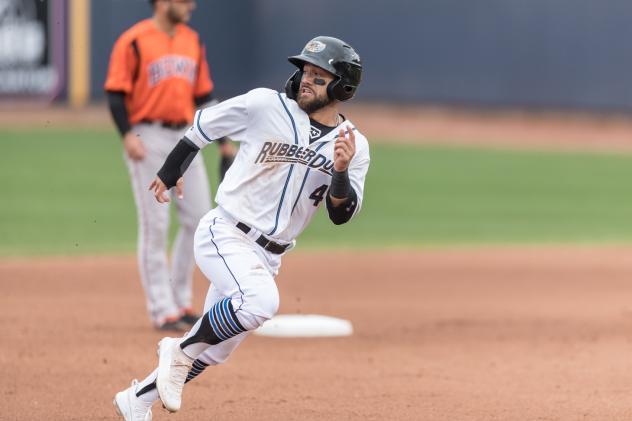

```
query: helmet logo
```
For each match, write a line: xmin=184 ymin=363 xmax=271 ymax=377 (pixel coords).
xmin=305 ymin=40 xmax=326 ymax=53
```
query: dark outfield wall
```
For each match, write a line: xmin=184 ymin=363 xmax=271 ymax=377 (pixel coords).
xmin=91 ymin=0 xmax=632 ymax=110
xmin=91 ymin=0 xmax=254 ymax=100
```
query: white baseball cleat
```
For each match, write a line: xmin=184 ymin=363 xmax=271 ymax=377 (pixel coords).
xmin=156 ymin=337 xmax=194 ymax=412
xmin=113 ymin=379 xmax=153 ymax=421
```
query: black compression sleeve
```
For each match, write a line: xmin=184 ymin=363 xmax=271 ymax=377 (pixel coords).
xmin=329 ymin=169 xmax=351 ymax=199
xmin=219 ymin=153 xmax=234 ymax=181
xmin=157 ymin=137 xmax=200 ymax=188
xmin=326 ymin=187 xmax=358 ymax=225
xmin=106 ymin=91 xmax=131 ymax=137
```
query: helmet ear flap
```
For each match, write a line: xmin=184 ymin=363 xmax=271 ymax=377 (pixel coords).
xmin=328 ymin=78 xmax=355 ymax=101
xmin=327 ymin=78 xmax=355 ymax=101
xmin=284 ymin=70 xmax=302 ymax=100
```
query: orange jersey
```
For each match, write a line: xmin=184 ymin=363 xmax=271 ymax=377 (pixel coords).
xmin=104 ymin=19 xmax=213 ymax=124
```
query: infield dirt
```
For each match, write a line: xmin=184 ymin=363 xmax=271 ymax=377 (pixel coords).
xmin=3 ymin=248 xmax=632 ymax=420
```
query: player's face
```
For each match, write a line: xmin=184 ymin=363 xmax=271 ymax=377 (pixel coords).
xmin=165 ymin=0 xmax=196 ymax=24
xmin=297 ymin=63 xmax=335 ymax=114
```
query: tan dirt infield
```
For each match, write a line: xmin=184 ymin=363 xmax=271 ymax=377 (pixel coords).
xmin=3 ymin=248 xmax=632 ymax=420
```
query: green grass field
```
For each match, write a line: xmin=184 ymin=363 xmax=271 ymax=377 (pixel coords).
xmin=3 ymin=128 xmax=632 ymax=256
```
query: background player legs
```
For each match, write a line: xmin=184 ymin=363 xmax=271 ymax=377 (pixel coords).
xmin=170 ymin=153 xmax=211 ymax=314
xmin=125 ymin=124 xmax=180 ymax=326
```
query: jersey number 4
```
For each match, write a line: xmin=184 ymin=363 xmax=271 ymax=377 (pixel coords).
xmin=309 ymin=184 xmax=328 ymax=206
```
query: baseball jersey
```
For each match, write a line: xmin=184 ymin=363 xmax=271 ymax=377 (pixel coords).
xmin=104 ymin=19 xmax=213 ymax=124
xmin=185 ymin=88 xmax=370 ymax=243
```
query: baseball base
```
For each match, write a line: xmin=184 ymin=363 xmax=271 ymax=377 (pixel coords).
xmin=254 ymin=314 xmax=353 ymax=338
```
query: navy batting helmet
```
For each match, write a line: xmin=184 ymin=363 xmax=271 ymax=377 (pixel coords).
xmin=285 ymin=36 xmax=362 ymax=102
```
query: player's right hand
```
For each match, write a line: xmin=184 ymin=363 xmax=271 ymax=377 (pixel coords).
xmin=149 ymin=177 xmax=184 ymax=203
xmin=123 ymin=132 xmax=146 ymax=161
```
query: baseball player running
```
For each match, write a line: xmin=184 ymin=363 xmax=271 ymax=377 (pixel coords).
xmin=113 ymin=36 xmax=369 ymax=420
xmin=105 ymin=0 xmax=235 ymax=332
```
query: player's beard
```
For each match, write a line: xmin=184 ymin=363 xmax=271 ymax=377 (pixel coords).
xmin=166 ymin=6 xmax=187 ymax=24
xmin=297 ymin=90 xmax=333 ymax=115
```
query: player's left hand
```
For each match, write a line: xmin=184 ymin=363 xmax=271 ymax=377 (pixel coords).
xmin=333 ymin=125 xmax=355 ymax=172
xmin=149 ymin=176 xmax=184 ymax=203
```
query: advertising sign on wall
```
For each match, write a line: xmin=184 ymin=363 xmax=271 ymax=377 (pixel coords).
xmin=0 ymin=0 xmax=65 ymax=99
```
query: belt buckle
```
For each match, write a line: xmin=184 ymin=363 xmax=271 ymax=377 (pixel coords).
xmin=263 ymin=241 xmax=276 ymax=252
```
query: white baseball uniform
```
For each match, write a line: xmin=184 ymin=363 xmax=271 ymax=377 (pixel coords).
xmin=121 ymin=36 xmax=368 ymax=413
xmin=188 ymin=87 xmax=369 ymax=355
xmin=134 ymin=87 xmax=369 ymax=394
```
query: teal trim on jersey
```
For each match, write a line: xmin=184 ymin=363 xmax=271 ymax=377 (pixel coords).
xmin=268 ymin=93 xmax=299 ymax=236
xmin=195 ymin=109 xmax=214 ymax=143
xmin=291 ymin=142 xmax=327 ymax=214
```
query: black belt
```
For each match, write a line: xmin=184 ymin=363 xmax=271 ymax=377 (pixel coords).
xmin=139 ymin=119 xmax=188 ymax=130
xmin=236 ymin=222 xmax=290 ymax=255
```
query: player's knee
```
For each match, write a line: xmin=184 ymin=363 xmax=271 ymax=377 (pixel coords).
xmin=177 ymin=204 xmax=208 ymax=231
xmin=235 ymin=287 xmax=279 ymax=330
xmin=257 ymin=283 xmax=280 ymax=321
xmin=142 ymin=219 xmax=169 ymax=243
xmin=252 ymin=294 xmax=279 ymax=326
xmin=179 ymin=214 xmax=200 ymax=231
